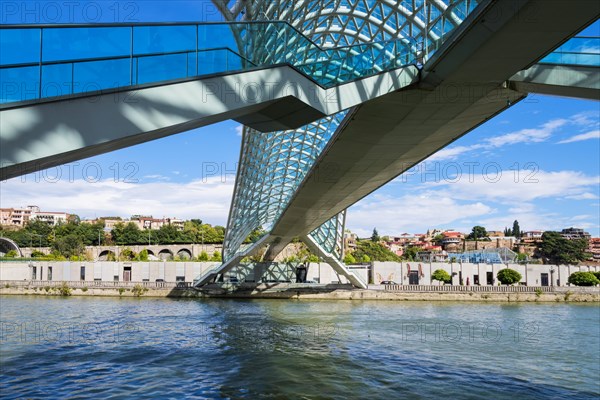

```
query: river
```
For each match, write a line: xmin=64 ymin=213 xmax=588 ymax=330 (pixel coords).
xmin=0 ymin=296 xmax=598 ymax=399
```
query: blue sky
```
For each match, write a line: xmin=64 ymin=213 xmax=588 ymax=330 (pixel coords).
xmin=1 ymin=1 xmax=599 ymax=237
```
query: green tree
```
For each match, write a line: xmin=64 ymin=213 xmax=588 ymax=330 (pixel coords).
xmin=592 ymin=271 xmax=600 ymax=281
xmin=210 ymin=251 xmax=222 ymax=262
xmin=112 ymin=222 xmax=145 ymax=245
xmin=402 ymin=246 xmax=421 ymax=261
xmin=244 ymin=226 xmax=266 ymax=243
xmin=52 ymin=234 xmax=85 ymax=258
xmin=119 ymin=248 xmax=137 ymax=261
xmin=306 ymin=254 xmax=320 ymax=263
xmin=467 ymin=226 xmax=488 ymax=241
xmin=371 ymin=228 xmax=380 ymax=243
xmin=540 ymin=231 xmax=590 ymax=264
xmin=343 ymin=253 xmax=356 ymax=264
xmin=432 ymin=269 xmax=451 ymax=284
xmin=354 ymin=240 xmax=400 ymax=262
xmin=516 ymin=252 xmax=528 ymax=262
xmin=433 ymin=234 xmax=445 ymax=245
xmin=138 ymin=249 xmax=149 ymax=261
xmin=3 ymin=250 xmax=18 ymax=258
xmin=198 ymin=251 xmax=209 ymax=261
xmin=156 ymin=224 xmax=181 ymax=244
xmin=497 ymin=268 xmax=522 ymax=285
xmin=568 ymin=271 xmax=600 ymax=286
xmin=512 ymin=220 xmax=521 ymax=238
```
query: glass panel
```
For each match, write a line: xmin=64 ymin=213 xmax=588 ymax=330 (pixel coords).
xmin=198 ymin=49 xmax=228 ymax=75
xmin=73 ymin=58 xmax=130 ymax=93
xmin=187 ymin=52 xmax=197 ymax=77
xmin=541 ymin=37 xmax=600 ymax=67
xmin=226 ymin=51 xmax=243 ymax=71
xmin=134 ymin=25 xmax=195 ymax=55
xmin=0 ymin=66 xmax=39 ymax=102
xmin=0 ymin=28 xmax=40 ymax=65
xmin=41 ymin=63 xmax=72 ymax=97
xmin=198 ymin=24 xmax=238 ymax=50
xmin=137 ymin=53 xmax=188 ymax=84
xmin=43 ymin=27 xmax=130 ymax=62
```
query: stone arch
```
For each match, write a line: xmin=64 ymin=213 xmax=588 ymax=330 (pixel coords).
xmin=177 ymin=248 xmax=192 ymax=260
xmin=98 ymin=250 xmax=116 ymax=261
xmin=158 ymin=249 xmax=173 ymax=260
xmin=0 ymin=237 xmax=22 ymax=257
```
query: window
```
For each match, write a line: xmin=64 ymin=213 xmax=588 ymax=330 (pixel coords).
xmin=176 ymin=276 xmax=185 ymax=282
xmin=48 ymin=267 xmax=53 ymax=281
xmin=80 ymin=266 xmax=85 ymax=281
xmin=32 ymin=266 xmax=37 ymax=280
xmin=114 ymin=275 xmax=119 ymax=282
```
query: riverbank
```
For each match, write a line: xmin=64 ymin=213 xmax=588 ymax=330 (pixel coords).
xmin=1 ymin=285 xmax=598 ymax=303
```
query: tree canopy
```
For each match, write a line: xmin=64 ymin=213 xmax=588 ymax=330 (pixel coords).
xmin=540 ymin=231 xmax=589 ymax=265
xmin=432 ymin=269 xmax=451 ymax=284
xmin=467 ymin=226 xmax=489 ymax=240
xmin=568 ymin=271 xmax=599 ymax=286
xmin=352 ymin=240 xmax=400 ymax=262
xmin=371 ymin=228 xmax=380 ymax=243
xmin=497 ymin=268 xmax=522 ymax=285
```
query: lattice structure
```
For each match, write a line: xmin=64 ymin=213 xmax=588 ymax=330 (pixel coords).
xmin=224 ymin=112 xmax=347 ymax=261
xmin=217 ymin=0 xmax=482 ymax=263
xmin=448 ymin=247 xmax=520 ymax=264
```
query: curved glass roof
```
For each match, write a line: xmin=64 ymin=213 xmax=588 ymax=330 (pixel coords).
xmin=220 ymin=0 xmax=484 ymax=262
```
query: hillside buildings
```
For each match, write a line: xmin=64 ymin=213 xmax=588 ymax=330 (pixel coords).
xmin=0 ymin=206 xmax=69 ymax=227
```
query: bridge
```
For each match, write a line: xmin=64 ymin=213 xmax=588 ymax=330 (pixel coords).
xmin=1 ymin=1 xmax=598 ymax=288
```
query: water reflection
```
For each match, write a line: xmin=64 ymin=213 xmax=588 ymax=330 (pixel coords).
xmin=1 ymin=297 xmax=598 ymax=399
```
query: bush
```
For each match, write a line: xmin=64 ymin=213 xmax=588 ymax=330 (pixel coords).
xmin=81 ymin=287 xmax=88 ymax=292
xmin=132 ymin=284 xmax=149 ymax=297
xmin=118 ymin=288 xmax=125 ymax=295
xmin=592 ymin=271 xmax=600 ymax=281
xmin=568 ymin=271 xmax=600 ymax=286
xmin=57 ymin=282 xmax=72 ymax=296
xmin=432 ymin=269 xmax=451 ymax=284
xmin=210 ymin=251 xmax=222 ymax=262
xmin=497 ymin=268 xmax=522 ymax=285
xmin=343 ymin=254 xmax=356 ymax=265
xmin=198 ymin=251 xmax=209 ymax=261
xmin=3 ymin=250 xmax=18 ymax=258
xmin=31 ymin=250 xmax=46 ymax=258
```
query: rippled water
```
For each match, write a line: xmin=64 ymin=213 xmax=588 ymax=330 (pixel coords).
xmin=0 ymin=296 xmax=598 ymax=399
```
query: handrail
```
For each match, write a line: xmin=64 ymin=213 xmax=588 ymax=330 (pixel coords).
xmin=0 ymin=47 xmax=258 ymax=70
xmin=0 ymin=20 xmax=416 ymax=104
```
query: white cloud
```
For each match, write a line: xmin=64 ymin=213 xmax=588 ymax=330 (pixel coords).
xmin=0 ymin=177 xmax=235 ymax=225
xmin=347 ymin=194 xmax=494 ymax=237
xmin=427 ymin=112 xmax=595 ymax=162
xmin=428 ymin=169 xmax=600 ymax=203
xmin=557 ymin=129 xmax=600 ymax=144
xmin=235 ymin=125 xmax=244 ymax=137
xmin=484 ymin=119 xmax=566 ymax=148
xmin=347 ymin=168 xmax=600 ymax=236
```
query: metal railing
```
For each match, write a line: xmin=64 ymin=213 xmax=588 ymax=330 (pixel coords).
xmin=383 ymin=284 xmax=557 ymax=293
xmin=0 ymin=20 xmax=416 ymax=104
xmin=1 ymin=280 xmax=193 ymax=289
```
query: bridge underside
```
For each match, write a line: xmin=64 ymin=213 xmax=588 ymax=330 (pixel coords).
xmin=0 ymin=1 xmax=596 ymax=288
xmin=210 ymin=0 xmax=599 ymax=287
xmin=510 ymin=64 xmax=600 ymax=100
xmin=0 ymin=65 xmax=416 ymax=181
